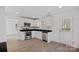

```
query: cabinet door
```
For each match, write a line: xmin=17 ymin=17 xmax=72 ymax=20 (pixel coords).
xmin=48 ymin=32 xmax=59 ymax=43
xmin=59 ymin=32 xmax=73 ymax=46
xmin=17 ymin=31 xmax=25 ymax=40
xmin=6 ymin=19 xmax=17 ymax=35
xmin=32 ymin=31 xmax=42 ymax=40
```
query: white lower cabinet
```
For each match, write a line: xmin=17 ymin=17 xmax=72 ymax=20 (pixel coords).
xmin=32 ymin=31 xmax=42 ymax=40
xmin=48 ymin=32 xmax=74 ymax=47
xmin=59 ymin=32 xmax=73 ymax=46
xmin=17 ymin=31 xmax=25 ymax=40
xmin=48 ymin=32 xmax=53 ymax=43
xmin=48 ymin=31 xmax=60 ymax=43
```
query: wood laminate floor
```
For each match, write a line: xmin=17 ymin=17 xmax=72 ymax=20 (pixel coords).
xmin=7 ymin=38 xmax=79 ymax=52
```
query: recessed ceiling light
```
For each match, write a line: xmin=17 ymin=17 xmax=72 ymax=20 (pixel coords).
xmin=58 ymin=6 xmax=62 ymax=8
xmin=16 ymin=12 xmax=19 ymax=14
xmin=32 ymin=16 xmax=36 ymax=18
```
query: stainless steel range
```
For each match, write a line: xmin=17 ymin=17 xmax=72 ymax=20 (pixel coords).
xmin=23 ymin=23 xmax=31 ymax=40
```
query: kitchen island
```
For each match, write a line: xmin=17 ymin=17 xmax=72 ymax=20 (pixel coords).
xmin=20 ymin=28 xmax=52 ymax=42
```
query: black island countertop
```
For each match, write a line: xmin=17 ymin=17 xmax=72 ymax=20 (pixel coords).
xmin=20 ymin=28 xmax=52 ymax=42
xmin=20 ymin=28 xmax=52 ymax=32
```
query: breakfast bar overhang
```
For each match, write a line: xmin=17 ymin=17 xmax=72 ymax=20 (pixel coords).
xmin=20 ymin=28 xmax=52 ymax=42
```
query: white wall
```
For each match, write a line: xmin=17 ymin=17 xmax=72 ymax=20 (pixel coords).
xmin=0 ymin=7 xmax=6 ymax=42
xmin=48 ymin=8 xmax=79 ymax=48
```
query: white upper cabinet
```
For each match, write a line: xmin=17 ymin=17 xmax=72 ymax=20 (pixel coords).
xmin=31 ymin=20 xmax=40 ymax=28
xmin=18 ymin=18 xmax=32 ymax=28
xmin=40 ymin=12 xmax=53 ymax=29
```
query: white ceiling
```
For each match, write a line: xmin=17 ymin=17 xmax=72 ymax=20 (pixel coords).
xmin=5 ymin=6 xmax=79 ymax=18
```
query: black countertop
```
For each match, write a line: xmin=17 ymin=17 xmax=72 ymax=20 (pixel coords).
xmin=20 ymin=28 xmax=52 ymax=32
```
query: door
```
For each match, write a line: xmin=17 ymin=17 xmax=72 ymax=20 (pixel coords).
xmin=6 ymin=19 xmax=18 ymax=36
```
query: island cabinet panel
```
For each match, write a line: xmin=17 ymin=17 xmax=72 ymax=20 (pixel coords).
xmin=17 ymin=31 xmax=25 ymax=40
xmin=32 ymin=31 xmax=42 ymax=40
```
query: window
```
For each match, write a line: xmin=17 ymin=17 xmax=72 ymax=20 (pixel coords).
xmin=62 ymin=16 xmax=72 ymax=31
